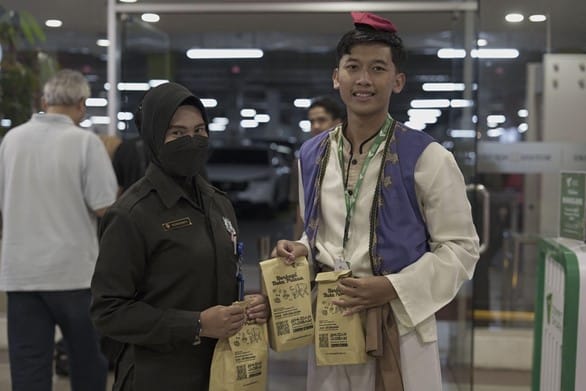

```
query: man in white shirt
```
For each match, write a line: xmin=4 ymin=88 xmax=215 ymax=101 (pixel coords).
xmin=0 ymin=69 xmax=118 ymax=391
xmin=275 ymin=12 xmax=479 ymax=391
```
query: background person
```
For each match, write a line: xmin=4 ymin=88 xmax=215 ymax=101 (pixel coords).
xmin=287 ymin=97 xmax=344 ymax=242
xmin=0 ymin=69 xmax=117 ymax=391
xmin=275 ymin=12 xmax=479 ymax=391
xmin=307 ymin=96 xmax=344 ymax=136
xmin=90 ymin=82 xmax=268 ymax=391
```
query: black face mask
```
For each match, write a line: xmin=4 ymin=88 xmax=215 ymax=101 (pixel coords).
xmin=158 ymin=135 xmax=208 ymax=178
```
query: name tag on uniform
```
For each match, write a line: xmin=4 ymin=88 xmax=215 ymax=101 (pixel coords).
xmin=161 ymin=217 xmax=192 ymax=231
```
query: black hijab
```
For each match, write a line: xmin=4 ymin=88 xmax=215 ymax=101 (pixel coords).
xmin=135 ymin=82 xmax=208 ymax=168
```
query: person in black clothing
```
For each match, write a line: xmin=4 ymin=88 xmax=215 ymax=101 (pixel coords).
xmin=111 ymin=137 xmax=148 ymax=195
xmin=90 ymin=82 xmax=268 ymax=390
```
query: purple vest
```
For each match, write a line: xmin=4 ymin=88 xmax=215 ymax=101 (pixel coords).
xmin=299 ymin=121 xmax=434 ymax=275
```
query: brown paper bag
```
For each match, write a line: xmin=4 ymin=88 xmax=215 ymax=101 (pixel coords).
xmin=209 ymin=303 xmax=268 ymax=391
xmin=314 ymin=269 xmax=368 ymax=366
xmin=259 ymin=256 xmax=314 ymax=352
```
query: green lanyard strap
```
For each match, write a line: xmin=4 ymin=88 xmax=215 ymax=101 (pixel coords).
xmin=336 ymin=115 xmax=394 ymax=249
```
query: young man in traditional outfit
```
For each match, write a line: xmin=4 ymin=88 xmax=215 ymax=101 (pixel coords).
xmin=275 ymin=12 xmax=480 ymax=391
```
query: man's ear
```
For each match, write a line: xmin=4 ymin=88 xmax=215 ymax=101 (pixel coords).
xmin=332 ymin=68 xmax=340 ymax=90
xmin=392 ymin=72 xmax=406 ymax=94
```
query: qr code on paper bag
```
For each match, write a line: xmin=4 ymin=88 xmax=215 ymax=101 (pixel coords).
xmin=276 ymin=320 xmax=290 ymax=336
xmin=236 ymin=364 xmax=247 ymax=380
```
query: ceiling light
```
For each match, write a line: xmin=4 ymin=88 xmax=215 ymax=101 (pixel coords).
xmin=518 ymin=123 xmax=528 ymax=133
xmin=471 ymin=48 xmax=519 ymax=59
xmin=487 ymin=127 xmax=504 ymax=137
xmin=208 ymin=123 xmax=226 ymax=132
xmin=1 ymin=119 xmax=12 ymax=127
xmin=505 ymin=13 xmax=524 ymax=23
xmin=141 ymin=13 xmax=160 ymax=23
xmin=90 ymin=116 xmax=111 ymax=125
xmin=407 ymin=109 xmax=441 ymax=124
xmin=404 ymin=121 xmax=426 ymax=131
xmin=518 ymin=109 xmax=529 ymax=118
xmin=201 ymin=99 xmax=217 ymax=108
xmin=299 ymin=120 xmax=311 ymax=132
xmin=119 ymin=0 xmax=137 ymax=3
xmin=415 ymin=116 xmax=437 ymax=125
xmin=118 ymin=112 xmax=134 ymax=121
xmin=148 ymin=79 xmax=168 ymax=87
xmin=79 ymin=119 xmax=92 ymax=128
xmin=437 ymin=48 xmax=466 ymax=59
xmin=186 ymin=49 xmax=263 ymax=59
xmin=437 ymin=48 xmax=519 ymax=59
xmin=407 ymin=109 xmax=442 ymax=118
xmin=254 ymin=114 xmax=270 ymax=123
xmin=240 ymin=119 xmax=258 ymax=129
xmin=529 ymin=14 xmax=547 ymax=22
xmin=117 ymin=82 xmax=150 ymax=91
xmin=422 ymin=83 xmax=465 ymax=92
xmin=96 ymin=39 xmax=110 ymax=47
xmin=476 ymin=39 xmax=487 ymax=47
xmin=450 ymin=99 xmax=474 ymax=108
xmin=240 ymin=109 xmax=256 ymax=117
xmin=212 ymin=117 xmax=229 ymax=126
xmin=117 ymin=122 xmax=126 ymax=131
xmin=85 ymin=98 xmax=108 ymax=107
xmin=410 ymin=99 xmax=450 ymax=109
xmin=45 ymin=19 xmax=62 ymax=28
xmin=449 ymin=129 xmax=476 ymax=138
xmin=104 ymin=82 xmax=155 ymax=92
xmin=487 ymin=115 xmax=506 ymax=124
xmin=294 ymin=99 xmax=311 ymax=108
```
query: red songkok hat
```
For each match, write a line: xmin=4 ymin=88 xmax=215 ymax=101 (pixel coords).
xmin=351 ymin=11 xmax=397 ymax=33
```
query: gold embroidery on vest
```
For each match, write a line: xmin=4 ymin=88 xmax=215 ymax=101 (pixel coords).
xmin=373 ymin=255 xmax=383 ymax=270
xmin=386 ymin=152 xmax=399 ymax=164
xmin=308 ymin=218 xmax=318 ymax=231
xmin=383 ymin=176 xmax=392 ymax=188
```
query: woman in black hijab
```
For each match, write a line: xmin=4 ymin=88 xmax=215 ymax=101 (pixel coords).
xmin=90 ymin=82 xmax=268 ymax=390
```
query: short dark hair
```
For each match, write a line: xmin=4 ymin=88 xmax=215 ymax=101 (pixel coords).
xmin=336 ymin=25 xmax=407 ymax=72
xmin=309 ymin=97 xmax=344 ymax=121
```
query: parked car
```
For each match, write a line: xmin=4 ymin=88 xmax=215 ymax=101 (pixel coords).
xmin=206 ymin=143 xmax=291 ymax=211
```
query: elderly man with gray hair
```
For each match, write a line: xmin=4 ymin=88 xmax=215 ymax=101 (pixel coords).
xmin=0 ymin=69 xmax=117 ymax=391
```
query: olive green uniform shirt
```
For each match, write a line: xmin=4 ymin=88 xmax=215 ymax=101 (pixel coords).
xmin=91 ymin=164 xmax=239 ymax=391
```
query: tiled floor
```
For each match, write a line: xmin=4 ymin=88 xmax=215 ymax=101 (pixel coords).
xmin=0 ymin=346 xmax=531 ymax=390
xmin=0 ymin=263 xmax=532 ymax=391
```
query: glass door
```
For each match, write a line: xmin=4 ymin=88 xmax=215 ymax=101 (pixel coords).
xmin=112 ymin=3 xmax=481 ymax=389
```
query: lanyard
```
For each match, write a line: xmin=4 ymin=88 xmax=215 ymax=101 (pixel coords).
xmin=336 ymin=115 xmax=393 ymax=249
xmin=236 ymin=241 xmax=245 ymax=301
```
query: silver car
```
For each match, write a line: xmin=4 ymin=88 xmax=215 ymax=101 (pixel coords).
xmin=207 ymin=143 xmax=291 ymax=212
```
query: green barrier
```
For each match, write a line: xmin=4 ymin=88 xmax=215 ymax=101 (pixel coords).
xmin=532 ymin=238 xmax=586 ymax=391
